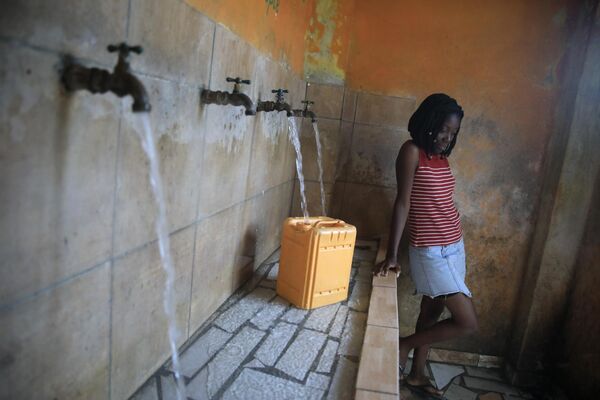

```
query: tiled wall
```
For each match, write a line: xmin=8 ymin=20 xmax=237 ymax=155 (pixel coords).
xmin=293 ymin=81 xmax=561 ymax=359
xmin=292 ymin=83 xmax=415 ymax=239
xmin=0 ymin=1 xmax=305 ymax=399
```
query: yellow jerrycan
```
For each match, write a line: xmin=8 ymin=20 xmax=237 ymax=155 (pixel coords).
xmin=277 ymin=217 xmax=357 ymax=309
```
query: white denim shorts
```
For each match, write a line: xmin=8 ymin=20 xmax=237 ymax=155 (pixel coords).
xmin=408 ymin=238 xmax=472 ymax=298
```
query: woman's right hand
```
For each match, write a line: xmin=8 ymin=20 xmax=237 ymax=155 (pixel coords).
xmin=373 ymin=258 xmax=401 ymax=277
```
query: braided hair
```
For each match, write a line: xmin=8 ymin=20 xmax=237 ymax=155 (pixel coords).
xmin=408 ymin=93 xmax=464 ymax=157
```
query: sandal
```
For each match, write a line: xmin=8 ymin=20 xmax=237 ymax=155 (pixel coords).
xmin=404 ymin=378 xmax=445 ymax=399
xmin=399 ymin=364 xmax=406 ymax=382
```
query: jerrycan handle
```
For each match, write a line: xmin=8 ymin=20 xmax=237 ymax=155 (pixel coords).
xmin=313 ymin=219 xmax=345 ymax=228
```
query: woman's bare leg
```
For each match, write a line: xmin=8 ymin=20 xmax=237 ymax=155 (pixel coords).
xmin=408 ymin=296 xmax=445 ymax=378
xmin=399 ymin=293 xmax=478 ymax=368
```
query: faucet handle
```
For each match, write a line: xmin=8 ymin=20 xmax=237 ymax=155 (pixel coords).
xmin=271 ymin=88 xmax=288 ymax=103
xmin=107 ymin=43 xmax=143 ymax=56
xmin=301 ymin=100 xmax=315 ymax=112
xmin=226 ymin=77 xmax=251 ymax=85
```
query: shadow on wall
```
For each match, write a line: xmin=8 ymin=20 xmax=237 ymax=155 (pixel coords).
xmin=557 ymin=169 xmax=600 ymax=399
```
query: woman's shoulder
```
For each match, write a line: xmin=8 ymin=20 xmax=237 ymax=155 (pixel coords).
xmin=400 ymin=139 xmax=420 ymax=151
xmin=399 ymin=140 xmax=421 ymax=158
xmin=396 ymin=140 xmax=421 ymax=168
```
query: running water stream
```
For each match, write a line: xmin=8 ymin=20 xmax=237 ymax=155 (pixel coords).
xmin=137 ymin=115 xmax=186 ymax=400
xmin=287 ymin=117 xmax=309 ymax=222
xmin=312 ymin=122 xmax=326 ymax=216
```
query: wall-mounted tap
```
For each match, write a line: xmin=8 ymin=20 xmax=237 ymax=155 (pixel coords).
xmin=292 ymin=100 xmax=318 ymax=123
xmin=61 ymin=43 xmax=151 ymax=112
xmin=257 ymin=89 xmax=293 ymax=117
xmin=200 ymin=77 xmax=256 ymax=115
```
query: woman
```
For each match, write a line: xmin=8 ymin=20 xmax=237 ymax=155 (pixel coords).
xmin=375 ymin=93 xmax=478 ymax=398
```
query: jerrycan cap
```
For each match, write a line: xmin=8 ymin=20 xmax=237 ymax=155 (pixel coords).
xmin=295 ymin=221 xmax=313 ymax=232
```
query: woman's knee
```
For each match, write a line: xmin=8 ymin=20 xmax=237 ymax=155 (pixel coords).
xmin=450 ymin=316 xmax=477 ymax=334
xmin=446 ymin=294 xmax=478 ymax=334
xmin=417 ymin=298 xmax=444 ymax=329
xmin=462 ymin=316 xmax=478 ymax=334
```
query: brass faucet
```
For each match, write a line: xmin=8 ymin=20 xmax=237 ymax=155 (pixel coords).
xmin=200 ymin=77 xmax=256 ymax=115
xmin=292 ymin=100 xmax=318 ymax=123
xmin=61 ymin=43 xmax=151 ymax=112
xmin=257 ymin=89 xmax=293 ymax=116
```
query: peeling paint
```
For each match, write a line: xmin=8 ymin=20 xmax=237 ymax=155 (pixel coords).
xmin=304 ymin=0 xmax=352 ymax=84
xmin=304 ymin=0 xmax=343 ymax=83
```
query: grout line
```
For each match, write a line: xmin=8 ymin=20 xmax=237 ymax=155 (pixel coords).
xmin=0 ymin=35 xmax=115 ymax=70
xmin=0 ymin=179 xmax=294 ymax=312
xmin=207 ymin=23 xmax=217 ymax=89
xmin=0 ymin=259 xmax=111 ymax=313
xmin=156 ymin=373 xmax=163 ymax=400
xmin=351 ymin=119 xmax=410 ymax=132
xmin=295 ymin=177 xmax=395 ymax=190
xmin=111 ymin=179 xmax=293 ymax=262
xmin=185 ymin=13 xmax=218 ymax=347
xmin=356 ymin=387 xmax=398 ymax=396
xmin=365 ymin=323 xmax=399 ymax=330
xmin=339 ymin=87 xmax=347 ymax=121
xmin=126 ymin=0 xmax=132 ymax=39
xmin=186 ymin=218 xmax=198 ymax=341
xmin=241 ymin=104 xmax=262 ymax=213
xmin=338 ymin=95 xmax=360 ymax=217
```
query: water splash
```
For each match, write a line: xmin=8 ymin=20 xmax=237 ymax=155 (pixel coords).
xmin=287 ymin=117 xmax=309 ymax=223
xmin=312 ymin=122 xmax=326 ymax=216
xmin=137 ymin=115 xmax=186 ymax=400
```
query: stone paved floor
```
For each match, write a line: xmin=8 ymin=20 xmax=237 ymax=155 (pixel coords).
xmin=130 ymin=241 xmax=378 ymax=400
xmin=129 ymin=240 xmax=559 ymax=400
xmin=399 ymin=358 xmax=539 ymax=400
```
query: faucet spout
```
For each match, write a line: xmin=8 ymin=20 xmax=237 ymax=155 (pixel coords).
xmin=201 ymin=89 xmax=256 ymax=115
xmin=279 ymin=102 xmax=293 ymax=117
xmin=305 ymin=110 xmax=317 ymax=123
xmin=256 ymin=88 xmax=293 ymax=117
xmin=61 ymin=43 xmax=151 ymax=112
xmin=200 ymin=77 xmax=256 ymax=115
xmin=291 ymin=100 xmax=317 ymax=123
xmin=113 ymin=71 xmax=151 ymax=112
xmin=230 ymin=92 xmax=256 ymax=115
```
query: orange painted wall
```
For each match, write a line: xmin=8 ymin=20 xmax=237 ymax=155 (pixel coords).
xmin=338 ymin=0 xmax=583 ymax=355
xmin=185 ymin=0 xmax=316 ymax=75
xmin=345 ymin=0 xmax=577 ymax=148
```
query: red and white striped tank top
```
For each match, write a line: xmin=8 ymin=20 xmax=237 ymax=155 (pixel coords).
xmin=408 ymin=147 xmax=462 ymax=247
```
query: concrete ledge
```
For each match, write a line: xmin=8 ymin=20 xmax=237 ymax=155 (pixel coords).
xmin=356 ymin=389 xmax=399 ymax=399
xmin=367 ymin=286 xmax=398 ymax=329
xmin=355 ymin=237 xmax=399 ymax=399
xmin=356 ymin=325 xmax=399 ymax=394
